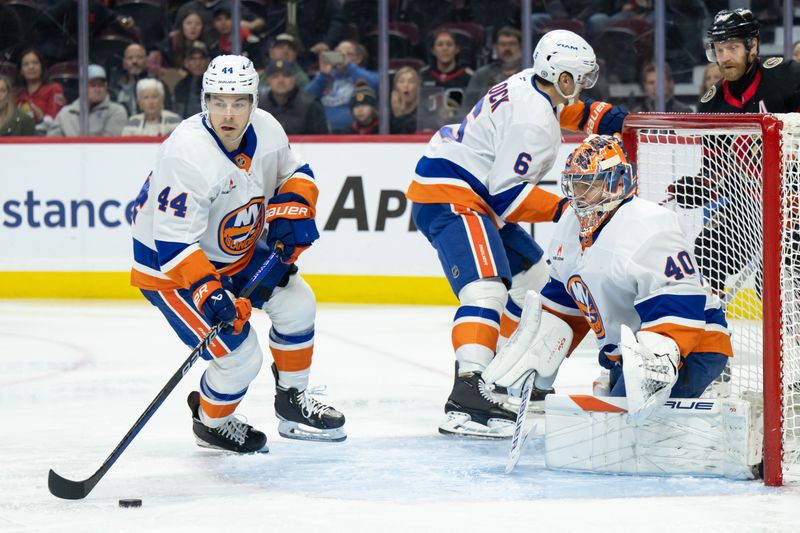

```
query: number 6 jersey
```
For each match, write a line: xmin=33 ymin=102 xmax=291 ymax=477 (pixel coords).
xmin=539 ymin=197 xmax=733 ymax=363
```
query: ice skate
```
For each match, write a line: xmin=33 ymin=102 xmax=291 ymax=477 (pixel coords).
xmin=272 ymin=364 xmax=347 ymax=442
xmin=439 ymin=363 xmax=516 ymax=439
xmin=187 ymin=391 xmax=268 ymax=453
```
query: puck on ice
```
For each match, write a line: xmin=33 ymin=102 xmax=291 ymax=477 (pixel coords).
xmin=118 ymin=499 xmax=142 ymax=508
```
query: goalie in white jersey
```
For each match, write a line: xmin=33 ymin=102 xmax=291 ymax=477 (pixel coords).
xmin=130 ymin=55 xmax=345 ymax=453
xmin=406 ymin=29 xmax=630 ymax=438
xmin=483 ymin=135 xmax=733 ymax=420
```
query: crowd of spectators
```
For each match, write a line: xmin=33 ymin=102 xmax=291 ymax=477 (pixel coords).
xmin=0 ymin=0 xmax=796 ymax=137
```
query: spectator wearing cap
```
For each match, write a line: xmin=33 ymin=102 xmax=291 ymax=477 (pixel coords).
xmin=121 ymin=79 xmax=181 ymax=137
xmin=259 ymin=60 xmax=328 ymax=135
xmin=349 ymin=84 xmax=379 ymax=135
xmin=48 ymin=65 xmax=128 ymax=137
xmin=173 ymin=42 xmax=211 ymax=118
xmin=258 ymin=33 xmax=310 ymax=102
xmin=110 ymin=43 xmax=174 ymax=117
xmin=305 ymin=39 xmax=379 ymax=133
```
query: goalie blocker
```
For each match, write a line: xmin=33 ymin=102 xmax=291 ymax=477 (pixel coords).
xmin=543 ymin=394 xmax=762 ymax=479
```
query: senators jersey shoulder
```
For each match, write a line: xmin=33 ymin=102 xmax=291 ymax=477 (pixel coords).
xmin=698 ymin=58 xmax=800 ymax=113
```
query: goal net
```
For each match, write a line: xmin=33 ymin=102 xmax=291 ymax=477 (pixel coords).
xmin=622 ymin=113 xmax=800 ymax=486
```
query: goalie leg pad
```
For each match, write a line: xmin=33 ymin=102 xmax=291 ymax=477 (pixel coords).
xmin=544 ymin=394 xmax=760 ymax=479
xmin=483 ymin=290 xmax=572 ymax=395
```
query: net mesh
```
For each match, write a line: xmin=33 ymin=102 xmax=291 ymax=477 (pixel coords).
xmin=630 ymin=114 xmax=800 ymax=482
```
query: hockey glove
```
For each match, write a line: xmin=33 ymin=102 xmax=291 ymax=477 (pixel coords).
xmin=191 ymin=275 xmax=252 ymax=334
xmin=581 ymin=98 xmax=628 ymax=136
xmin=665 ymin=175 xmax=718 ymax=208
xmin=266 ymin=192 xmax=320 ymax=264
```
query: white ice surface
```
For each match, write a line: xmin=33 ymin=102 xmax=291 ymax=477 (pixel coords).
xmin=2 ymin=300 xmax=799 ymax=533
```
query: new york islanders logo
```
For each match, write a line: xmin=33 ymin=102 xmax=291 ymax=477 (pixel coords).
xmin=218 ymin=197 xmax=265 ymax=256
xmin=566 ymin=275 xmax=605 ymax=338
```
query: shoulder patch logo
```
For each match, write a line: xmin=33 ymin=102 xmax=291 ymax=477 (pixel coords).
xmin=700 ymin=85 xmax=716 ymax=103
xmin=763 ymin=56 xmax=783 ymax=69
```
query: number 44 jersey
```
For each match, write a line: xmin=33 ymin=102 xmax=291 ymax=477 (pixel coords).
xmin=130 ymin=109 xmax=315 ymax=291
xmin=539 ymin=197 xmax=733 ymax=364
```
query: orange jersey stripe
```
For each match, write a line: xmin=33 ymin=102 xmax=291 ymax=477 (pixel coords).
xmin=504 ymin=186 xmax=564 ymax=223
xmin=162 ymin=290 xmax=228 ymax=358
xmin=640 ymin=322 xmax=731 ymax=357
xmin=558 ymin=101 xmax=587 ymax=132
xmin=406 ymin=181 xmax=492 ymax=217
xmin=452 ymin=322 xmax=500 ymax=352
xmin=131 ymin=247 xmax=255 ymax=291
xmin=692 ymin=329 xmax=734 ymax=357
xmin=279 ymin=176 xmax=319 ymax=208
xmin=543 ymin=305 xmax=590 ymax=355
xmin=163 ymin=249 xmax=217 ymax=289
xmin=271 ymin=345 xmax=314 ymax=372
xmin=569 ymin=394 xmax=627 ymax=412
xmin=454 ymin=205 xmax=496 ymax=278
xmin=199 ymin=397 xmax=240 ymax=419
xmin=499 ymin=313 xmax=520 ymax=339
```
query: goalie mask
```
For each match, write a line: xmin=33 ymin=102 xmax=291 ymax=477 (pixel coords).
xmin=201 ymin=55 xmax=259 ymax=125
xmin=532 ymin=30 xmax=598 ymax=104
xmin=561 ymin=135 xmax=637 ymax=238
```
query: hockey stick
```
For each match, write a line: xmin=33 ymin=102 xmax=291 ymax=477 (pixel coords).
xmin=505 ymin=371 xmax=536 ymax=473
xmin=48 ymin=249 xmax=283 ymax=500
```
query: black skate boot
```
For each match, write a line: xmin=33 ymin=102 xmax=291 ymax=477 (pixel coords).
xmin=271 ymin=364 xmax=347 ymax=442
xmin=187 ymin=391 xmax=268 ymax=453
xmin=439 ymin=362 xmax=516 ymax=439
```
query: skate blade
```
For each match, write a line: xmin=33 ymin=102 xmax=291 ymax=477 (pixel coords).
xmin=193 ymin=437 xmax=270 ymax=454
xmin=277 ymin=420 xmax=347 ymax=442
xmin=438 ymin=412 xmax=514 ymax=440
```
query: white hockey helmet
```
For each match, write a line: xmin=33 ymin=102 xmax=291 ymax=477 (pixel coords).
xmin=532 ymin=30 xmax=598 ymax=102
xmin=201 ymin=54 xmax=259 ymax=122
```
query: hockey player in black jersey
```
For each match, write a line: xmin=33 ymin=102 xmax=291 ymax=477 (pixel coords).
xmin=677 ymin=8 xmax=800 ymax=300
xmin=698 ymin=8 xmax=800 ymax=114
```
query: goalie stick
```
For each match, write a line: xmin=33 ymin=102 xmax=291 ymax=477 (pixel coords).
xmin=505 ymin=371 xmax=536 ymax=473
xmin=48 ymin=249 xmax=283 ymax=500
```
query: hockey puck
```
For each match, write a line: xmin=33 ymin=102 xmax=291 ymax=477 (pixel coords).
xmin=118 ymin=499 xmax=142 ymax=508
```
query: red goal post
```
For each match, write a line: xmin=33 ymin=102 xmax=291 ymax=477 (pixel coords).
xmin=621 ymin=113 xmax=798 ymax=486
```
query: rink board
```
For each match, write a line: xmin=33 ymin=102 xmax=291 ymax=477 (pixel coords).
xmin=0 ymin=137 xmax=571 ymax=303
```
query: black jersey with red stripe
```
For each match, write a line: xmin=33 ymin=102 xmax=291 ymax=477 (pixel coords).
xmin=420 ymin=65 xmax=474 ymax=89
xmin=698 ymin=57 xmax=800 ymax=113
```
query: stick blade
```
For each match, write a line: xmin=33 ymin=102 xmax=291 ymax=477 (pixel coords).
xmin=505 ymin=371 xmax=535 ymax=473
xmin=48 ymin=469 xmax=92 ymax=500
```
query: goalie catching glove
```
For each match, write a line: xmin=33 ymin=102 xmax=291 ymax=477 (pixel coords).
xmin=619 ymin=324 xmax=681 ymax=423
xmin=483 ymin=290 xmax=572 ymax=395
xmin=266 ymin=192 xmax=320 ymax=264
xmin=191 ymin=276 xmax=252 ymax=334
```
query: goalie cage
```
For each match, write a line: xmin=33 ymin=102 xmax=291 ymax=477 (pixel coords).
xmin=621 ymin=113 xmax=800 ymax=486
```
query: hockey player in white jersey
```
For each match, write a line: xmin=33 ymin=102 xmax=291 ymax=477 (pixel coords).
xmin=483 ymin=135 xmax=733 ymax=418
xmin=130 ymin=55 xmax=345 ymax=453
xmin=406 ymin=29 xmax=629 ymax=438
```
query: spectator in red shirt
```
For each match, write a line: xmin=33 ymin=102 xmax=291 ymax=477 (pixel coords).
xmin=15 ymin=49 xmax=66 ymax=134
